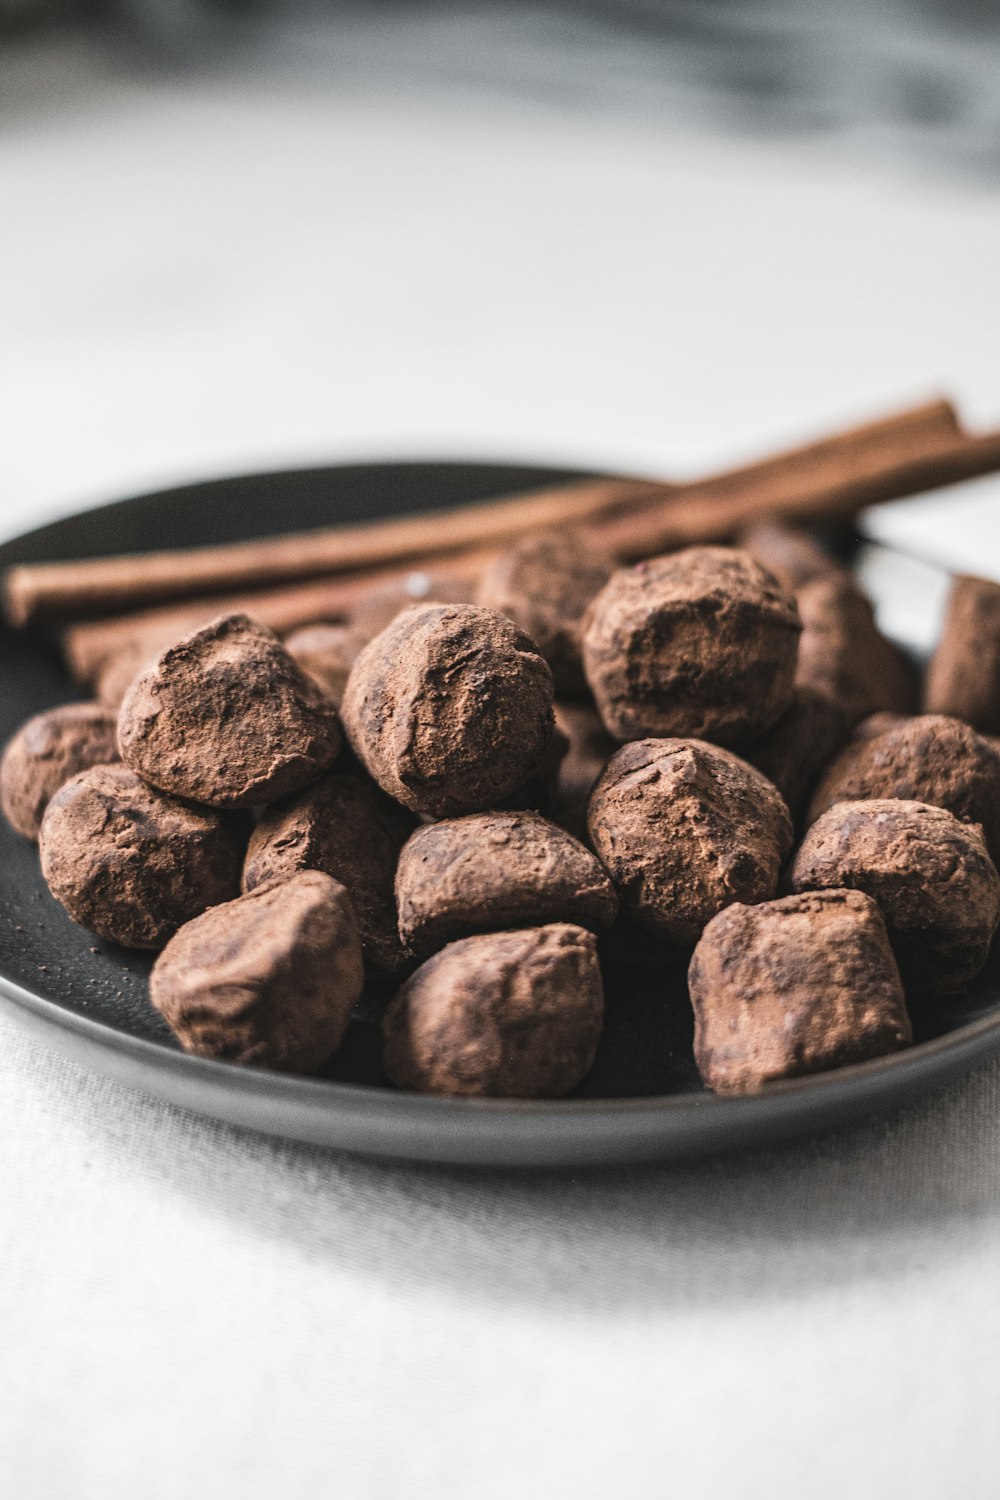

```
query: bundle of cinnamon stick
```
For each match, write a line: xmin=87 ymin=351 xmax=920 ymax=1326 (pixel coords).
xmin=6 ymin=394 xmax=999 ymax=689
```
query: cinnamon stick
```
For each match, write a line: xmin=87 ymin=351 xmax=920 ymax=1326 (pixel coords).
xmin=3 ymin=397 xmax=963 ymax=627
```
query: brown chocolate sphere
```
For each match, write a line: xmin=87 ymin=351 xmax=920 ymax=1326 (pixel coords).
xmin=283 ymin=623 xmax=362 ymax=706
xmin=476 ymin=529 xmax=614 ymax=695
xmin=383 ymin=924 xmax=604 ymax=1097
xmin=395 ymin=811 xmax=619 ymax=957
xmin=587 ymin=738 xmax=793 ymax=944
xmin=789 ymin=799 xmax=1000 ymax=996
xmin=151 ymin=871 xmax=363 ymax=1072
xmin=340 ymin=603 xmax=555 ymax=818
xmin=1 ymin=702 xmax=120 ymax=841
xmin=690 ymin=889 xmax=911 ymax=1094
xmin=118 ymin=613 xmax=342 ymax=809
xmin=243 ymin=771 xmax=418 ymax=974
xmin=39 ymin=765 xmax=242 ymax=948
xmin=744 ymin=687 xmax=847 ymax=822
xmin=924 ymin=574 xmax=1000 ymax=734
xmin=581 ymin=546 xmax=800 ymax=747
xmin=807 ymin=714 xmax=1000 ymax=862
xmin=795 ymin=574 xmax=916 ymax=728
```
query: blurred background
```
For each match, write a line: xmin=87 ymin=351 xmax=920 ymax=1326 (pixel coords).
xmin=2 ymin=1 xmax=1000 ymax=557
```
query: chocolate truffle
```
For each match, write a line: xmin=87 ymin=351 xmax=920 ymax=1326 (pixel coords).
xmin=382 ymin=923 xmax=603 ymax=1097
xmin=476 ymin=529 xmax=614 ymax=695
xmin=789 ymin=800 xmax=1000 ymax=996
xmin=340 ymin=603 xmax=555 ymax=818
xmin=924 ymin=574 xmax=1000 ymax=734
xmin=744 ymin=687 xmax=847 ymax=821
xmin=690 ymin=889 xmax=911 ymax=1094
xmin=738 ymin=519 xmax=845 ymax=593
xmin=852 ymin=711 xmax=908 ymax=742
xmin=39 ymin=764 xmax=242 ymax=948
xmin=1 ymin=701 xmax=120 ymax=841
xmin=553 ymin=700 xmax=617 ymax=808
xmin=350 ymin=567 xmax=478 ymax=645
xmin=807 ymin=714 xmax=1000 ymax=861
xmin=795 ymin=574 xmax=916 ymax=728
xmin=150 ymin=871 xmax=363 ymax=1072
xmin=243 ymin=771 xmax=418 ymax=973
xmin=587 ymin=738 xmax=793 ymax=943
xmin=96 ymin=648 xmax=149 ymax=710
xmin=581 ymin=546 xmax=800 ymax=747
xmin=118 ymin=613 xmax=341 ymax=808
xmin=395 ymin=811 xmax=619 ymax=957
xmin=283 ymin=623 xmax=361 ymax=706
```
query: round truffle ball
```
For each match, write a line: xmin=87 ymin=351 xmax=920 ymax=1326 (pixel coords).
xmin=690 ymin=889 xmax=911 ymax=1093
xmin=340 ymin=603 xmax=555 ymax=818
xmin=382 ymin=924 xmax=604 ymax=1097
xmin=283 ymin=623 xmax=361 ymax=706
xmin=150 ymin=871 xmax=364 ymax=1072
xmin=795 ymin=574 xmax=916 ymax=728
xmin=788 ymin=799 xmax=1000 ymax=996
xmin=924 ymin=574 xmax=1000 ymax=734
xmin=744 ymin=687 xmax=847 ymax=822
xmin=395 ymin=811 xmax=619 ymax=957
xmin=587 ymin=738 xmax=793 ymax=944
xmin=243 ymin=771 xmax=418 ymax=973
xmin=807 ymin=714 xmax=1000 ymax=862
xmin=581 ymin=546 xmax=800 ymax=747
xmin=1 ymin=701 xmax=120 ymax=841
xmin=39 ymin=764 xmax=242 ymax=948
xmin=476 ymin=529 xmax=614 ymax=695
xmin=118 ymin=613 xmax=342 ymax=808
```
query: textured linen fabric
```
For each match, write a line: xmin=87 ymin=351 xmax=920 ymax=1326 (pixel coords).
xmin=3 ymin=26 xmax=1000 ymax=1499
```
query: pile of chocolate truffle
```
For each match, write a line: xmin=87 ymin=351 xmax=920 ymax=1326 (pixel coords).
xmin=4 ymin=520 xmax=1000 ymax=1099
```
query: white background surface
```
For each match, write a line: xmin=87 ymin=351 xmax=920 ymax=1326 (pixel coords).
xmin=3 ymin=31 xmax=1000 ymax=1499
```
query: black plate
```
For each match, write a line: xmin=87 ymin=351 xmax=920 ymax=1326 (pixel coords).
xmin=2 ymin=460 xmax=1000 ymax=1168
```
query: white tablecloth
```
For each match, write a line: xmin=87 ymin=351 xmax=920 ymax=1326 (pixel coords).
xmin=3 ymin=28 xmax=1000 ymax=1498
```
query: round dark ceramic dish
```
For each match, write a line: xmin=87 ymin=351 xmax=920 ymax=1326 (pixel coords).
xmin=2 ymin=460 xmax=999 ymax=1168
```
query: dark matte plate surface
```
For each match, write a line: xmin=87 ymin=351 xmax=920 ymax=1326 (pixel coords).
xmin=2 ymin=461 xmax=1000 ymax=1167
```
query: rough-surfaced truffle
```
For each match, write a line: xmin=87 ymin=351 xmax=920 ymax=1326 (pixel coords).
xmin=744 ymin=687 xmax=847 ymax=821
xmin=924 ymin=574 xmax=1000 ymax=734
xmin=150 ymin=870 xmax=363 ymax=1072
xmin=690 ymin=889 xmax=912 ymax=1094
xmin=340 ymin=603 xmax=555 ymax=818
xmin=789 ymin=799 xmax=1000 ymax=996
xmin=1 ymin=701 xmax=120 ymax=841
xmin=395 ymin=811 xmax=619 ymax=957
xmin=476 ymin=529 xmax=614 ymax=695
xmin=117 ymin=613 xmax=341 ymax=808
xmin=39 ymin=764 xmax=242 ymax=948
xmin=795 ymin=574 xmax=916 ymax=727
xmin=581 ymin=546 xmax=800 ymax=747
xmin=382 ymin=923 xmax=603 ymax=1097
xmin=587 ymin=738 xmax=793 ymax=943
xmin=243 ymin=771 xmax=418 ymax=973
xmin=283 ymin=623 xmax=361 ymax=706
xmin=807 ymin=714 xmax=1000 ymax=861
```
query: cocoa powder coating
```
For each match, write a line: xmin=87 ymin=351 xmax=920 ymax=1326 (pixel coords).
xmin=243 ymin=771 xmax=418 ymax=973
xmin=795 ymin=574 xmax=916 ymax=728
xmin=382 ymin=923 xmax=604 ymax=1097
xmin=807 ymin=714 xmax=1000 ymax=861
xmin=38 ymin=764 xmax=242 ymax=948
xmin=1 ymin=701 xmax=120 ymax=841
xmin=789 ymin=799 xmax=1000 ymax=996
xmin=476 ymin=529 xmax=614 ymax=695
xmin=283 ymin=622 xmax=362 ymax=706
xmin=150 ymin=870 xmax=364 ymax=1072
xmin=581 ymin=546 xmax=801 ymax=747
xmin=690 ymin=889 xmax=912 ymax=1094
xmin=117 ymin=613 xmax=342 ymax=808
xmin=924 ymin=574 xmax=1000 ymax=734
xmin=340 ymin=603 xmax=555 ymax=818
xmin=587 ymin=737 xmax=793 ymax=944
xmin=395 ymin=811 xmax=619 ymax=957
